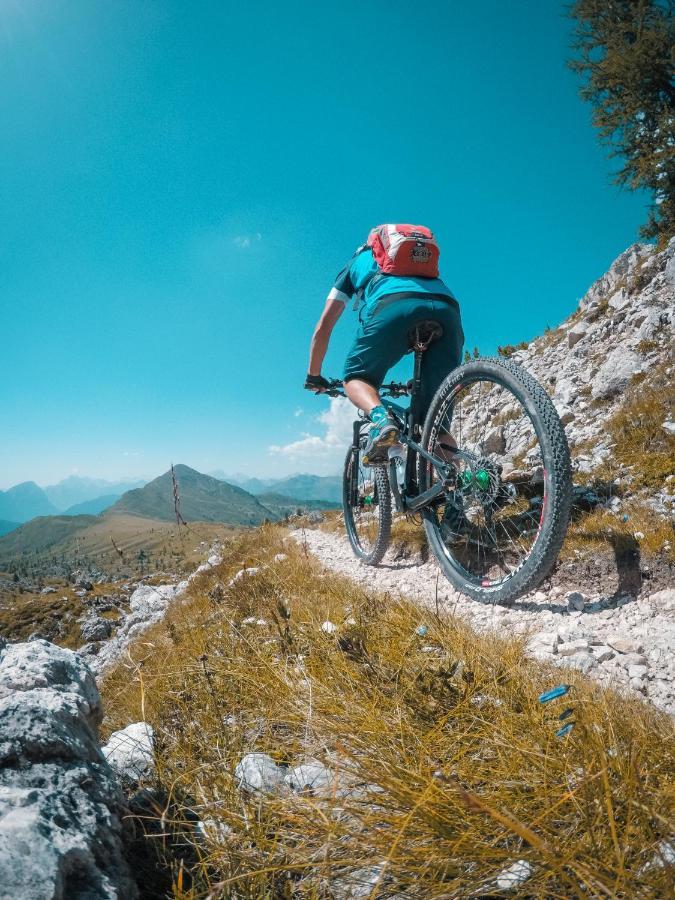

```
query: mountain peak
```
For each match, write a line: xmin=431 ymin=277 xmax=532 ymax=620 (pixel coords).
xmin=109 ymin=466 xmax=276 ymax=526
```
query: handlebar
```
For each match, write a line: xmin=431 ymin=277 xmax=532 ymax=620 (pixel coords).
xmin=321 ymin=379 xmax=410 ymax=398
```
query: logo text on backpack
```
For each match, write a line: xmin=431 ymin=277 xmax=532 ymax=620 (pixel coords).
xmin=411 ymin=244 xmax=431 ymax=263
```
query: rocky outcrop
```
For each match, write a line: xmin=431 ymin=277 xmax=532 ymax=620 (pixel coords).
xmin=507 ymin=239 xmax=674 ymax=479
xmin=0 ymin=638 xmax=137 ymax=899
xmin=84 ymin=550 xmax=222 ymax=676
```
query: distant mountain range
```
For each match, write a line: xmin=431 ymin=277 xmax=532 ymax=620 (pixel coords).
xmin=0 ymin=482 xmax=59 ymax=524
xmin=0 ymin=476 xmax=146 ymax=526
xmin=44 ymin=476 xmax=145 ymax=511
xmin=0 ymin=468 xmax=340 ymax=539
xmin=211 ymin=472 xmax=342 ymax=504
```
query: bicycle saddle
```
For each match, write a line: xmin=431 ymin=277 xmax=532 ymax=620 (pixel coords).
xmin=408 ymin=320 xmax=444 ymax=349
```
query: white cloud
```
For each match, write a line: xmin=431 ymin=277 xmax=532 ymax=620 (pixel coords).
xmin=293 ymin=406 xmax=303 ymax=417
xmin=269 ymin=397 xmax=356 ymax=471
xmin=233 ymin=232 xmax=262 ymax=249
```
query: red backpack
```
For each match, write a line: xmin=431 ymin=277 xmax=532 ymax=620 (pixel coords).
xmin=366 ymin=224 xmax=440 ymax=278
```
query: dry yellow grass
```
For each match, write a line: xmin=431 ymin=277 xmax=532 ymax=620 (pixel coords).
xmin=562 ymin=502 xmax=674 ymax=562
xmin=100 ymin=526 xmax=674 ymax=898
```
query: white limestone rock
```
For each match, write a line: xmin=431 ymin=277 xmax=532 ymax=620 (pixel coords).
xmin=101 ymin=722 xmax=155 ymax=785
xmin=0 ymin=639 xmax=137 ymax=899
xmin=496 ymin=859 xmax=532 ymax=891
xmin=592 ymin=349 xmax=643 ymax=399
xmin=235 ymin=752 xmax=286 ymax=794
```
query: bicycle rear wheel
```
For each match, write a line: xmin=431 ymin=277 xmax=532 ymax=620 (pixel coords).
xmin=342 ymin=441 xmax=392 ymax=565
xmin=418 ymin=357 xmax=572 ymax=605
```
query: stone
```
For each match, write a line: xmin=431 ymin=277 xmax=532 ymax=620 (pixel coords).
xmin=284 ymin=760 xmax=339 ymax=798
xmin=528 ymin=632 xmax=560 ymax=654
xmin=101 ymin=722 xmax=155 ymax=785
xmin=228 ymin=567 xmax=260 ymax=587
xmin=567 ymin=591 xmax=586 ymax=612
xmin=648 ymin=588 xmax=675 ymax=610
xmin=592 ymin=349 xmax=643 ymax=399
xmin=331 ymin=865 xmax=385 ymax=899
xmin=273 ymin=553 xmax=288 ymax=563
xmin=607 ymin=637 xmax=644 ymax=654
xmin=80 ymin=615 xmax=113 ymax=643
xmin=481 ymin=427 xmax=506 ymax=455
xmin=638 ymin=839 xmax=675 ymax=874
xmin=608 ymin=288 xmax=631 ymax=311
xmin=592 ymin=646 xmax=614 ymax=663
xmin=496 ymin=859 xmax=533 ymax=891
xmin=628 ymin=665 xmax=648 ymax=679
xmin=235 ymin=753 xmax=286 ymax=794
xmin=565 ymin=652 xmax=597 ymax=673
xmin=622 ymin=653 xmax=648 ymax=667
xmin=567 ymin=322 xmax=588 ymax=348
xmin=558 ymin=639 xmax=590 ymax=656
xmin=321 ymin=620 xmax=338 ymax=634
xmin=0 ymin=639 xmax=137 ymax=899
xmin=631 ymin=678 xmax=647 ymax=694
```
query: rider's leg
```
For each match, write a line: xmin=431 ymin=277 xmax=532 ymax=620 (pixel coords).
xmin=420 ymin=300 xmax=465 ymax=462
xmin=343 ymin=379 xmax=381 ymax=414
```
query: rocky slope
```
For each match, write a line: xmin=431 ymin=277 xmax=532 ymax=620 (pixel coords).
xmin=506 ymin=239 xmax=673 ymax=496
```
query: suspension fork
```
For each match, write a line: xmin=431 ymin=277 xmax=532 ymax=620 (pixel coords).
xmin=349 ymin=419 xmax=361 ymax=507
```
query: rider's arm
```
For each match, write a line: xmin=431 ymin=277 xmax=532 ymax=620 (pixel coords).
xmin=308 ymin=298 xmax=345 ymax=376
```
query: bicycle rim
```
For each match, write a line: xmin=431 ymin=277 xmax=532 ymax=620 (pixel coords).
xmin=419 ymin=358 xmax=572 ymax=603
xmin=342 ymin=445 xmax=392 ymax=565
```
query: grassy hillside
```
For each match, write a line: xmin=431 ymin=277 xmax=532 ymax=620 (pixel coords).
xmin=101 ymin=525 xmax=674 ymax=898
xmin=0 ymin=514 xmax=98 ymax=561
xmin=110 ymin=464 xmax=276 ymax=526
xmin=0 ymin=512 xmax=234 ymax=579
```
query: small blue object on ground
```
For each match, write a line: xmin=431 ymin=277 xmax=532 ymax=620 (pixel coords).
xmin=538 ymin=684 xmax=571 ymax=704
xmin=415 ymin=625 xmax=428 ymax=637
xmin=555 ymin=723 xmax=575 ymax=738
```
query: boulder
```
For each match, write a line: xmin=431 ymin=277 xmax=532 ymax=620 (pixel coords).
xmin=481 ymin=427 xmax=506 ymax=455
xmin=592 ymin=349 xmax=643 ymax=399
xmin=0 ymin=639 xmax=137 ymax=899
xmin=101 ymin=722 xmax=155 ymax=785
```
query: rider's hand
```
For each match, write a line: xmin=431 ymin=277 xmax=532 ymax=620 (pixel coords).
xmin=304 ymin=373 xmax=330 ymax=393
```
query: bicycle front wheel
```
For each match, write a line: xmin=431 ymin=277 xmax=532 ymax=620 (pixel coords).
xmin=342 ymin=442 xmax=391 ymax=565
xmin=418 ymin=357 xmax=572 ymax=605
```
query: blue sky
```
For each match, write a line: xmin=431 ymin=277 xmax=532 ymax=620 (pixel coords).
xmin=1 ymin=0 xmax=649 ymax=488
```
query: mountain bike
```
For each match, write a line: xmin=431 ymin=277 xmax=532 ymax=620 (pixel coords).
xmin=322 ymin=320 xmax=572 ymax=605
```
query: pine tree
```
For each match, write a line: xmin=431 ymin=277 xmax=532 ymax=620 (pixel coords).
xmin=568 ymin=0 xmax=674 ymax=242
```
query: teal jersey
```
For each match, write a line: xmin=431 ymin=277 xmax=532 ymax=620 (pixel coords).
xmin=328 ymin=248 xmax=457 ymax=317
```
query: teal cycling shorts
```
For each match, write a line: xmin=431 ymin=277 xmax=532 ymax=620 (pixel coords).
xmin=343 ymin=294 xmax=464 ymax=418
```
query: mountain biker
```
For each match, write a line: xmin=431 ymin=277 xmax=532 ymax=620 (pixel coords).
xmin=305 ymin=224 xmax=464 ymax=465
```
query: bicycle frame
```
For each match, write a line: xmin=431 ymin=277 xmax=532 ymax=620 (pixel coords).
xmin=329 ymin=343 xmax=478 ymax=517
